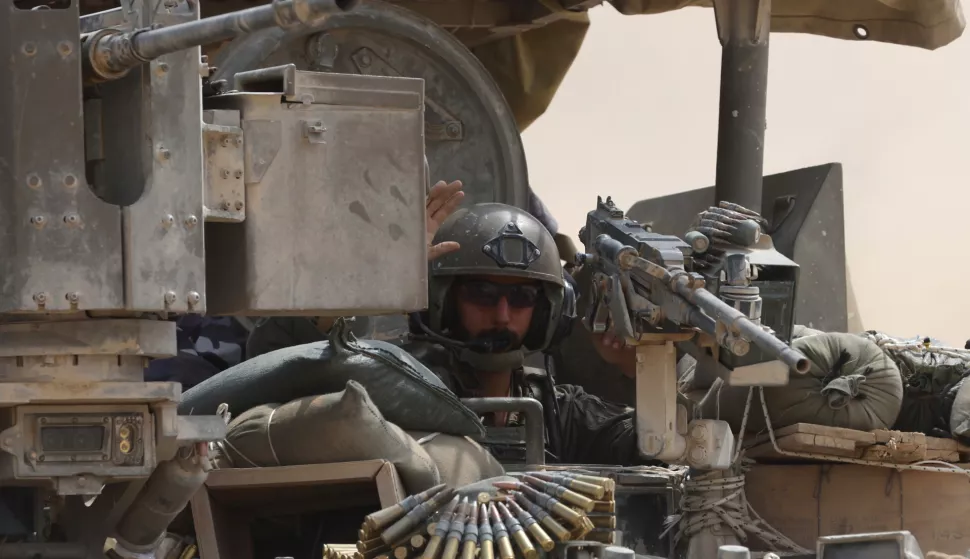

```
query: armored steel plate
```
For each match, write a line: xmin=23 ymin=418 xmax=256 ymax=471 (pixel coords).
xmin=203 ymin=69 xmax=428 ymax=315
xmin=210 ymin=0 xmax=528 ymax=210
xmin=0 ymin=0 xmax=125 ymax=313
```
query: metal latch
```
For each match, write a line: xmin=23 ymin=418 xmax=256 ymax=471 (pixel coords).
xmin=303 ymin=120 xmax=327 ymax=144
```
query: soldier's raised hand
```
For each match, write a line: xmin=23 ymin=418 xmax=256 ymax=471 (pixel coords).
xmin=427 ymin=180 xmax=464 ymax=261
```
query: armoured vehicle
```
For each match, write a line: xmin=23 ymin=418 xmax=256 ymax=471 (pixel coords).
xmin=0 ymin=0 xmax=965 ymax=557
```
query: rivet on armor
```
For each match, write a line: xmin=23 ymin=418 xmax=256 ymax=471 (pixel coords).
xmin=33 ymin=292 xmax=48 ymax=305
xmin=184 ymin=215 xmax=198 ymax=228
xmin=187 ymin=291 xmax=202 ymax=306
xmin=26 ymin=174 xmax=41 ymax=189
xmin=65 ymin=292 xmax=80 ymax=304
xmin=164 ymin=291 xmax=177 ymax=306
xmin=162 ymin=214 xmax=175 ymax=228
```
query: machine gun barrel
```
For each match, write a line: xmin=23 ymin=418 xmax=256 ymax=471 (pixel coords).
xmin=584 ymin=209 xmax=810 ymax=375
xmin=81 ymin=0 xmax=358 ymax=85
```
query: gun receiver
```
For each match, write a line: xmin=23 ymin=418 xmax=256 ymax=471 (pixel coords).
xmin=577 ymin=196 xmax=811 ymax=467
xmin=81 ymin=0 xmax=358 ymax=85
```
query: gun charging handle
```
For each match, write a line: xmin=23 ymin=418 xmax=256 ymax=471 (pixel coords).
xmin=81 ymin=0 xmax=359 ymax=85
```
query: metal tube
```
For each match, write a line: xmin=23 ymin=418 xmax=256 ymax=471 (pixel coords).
xmin=83 ymin=0 xmax=358 ymax=84
xmin=132 ymin=0 xmax=356 ymax=61
xmin=712 ymin=0 xmax=772 ymax=213
xmin=460 ymin=398 xmax=545 ymax=466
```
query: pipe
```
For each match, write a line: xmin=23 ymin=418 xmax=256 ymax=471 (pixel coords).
xmin=712 ymin=0 xmax=772 ymax=213
xmin=460 ymin=398 xmax=545 ymax=466
xmin=82 ymin=0 xmax=359 ymax=84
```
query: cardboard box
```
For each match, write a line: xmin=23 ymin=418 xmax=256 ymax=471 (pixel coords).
xmin=745 ymin=463 xmax=970 ymax=555
xmin=191 ymin=459 xmax=405 ymax=559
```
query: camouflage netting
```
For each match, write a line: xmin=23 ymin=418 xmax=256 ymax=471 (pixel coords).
xmin=860 ymin=331 xmax=970 ymax=438
xmin=470 ymin=0 xmax=966 ymax=131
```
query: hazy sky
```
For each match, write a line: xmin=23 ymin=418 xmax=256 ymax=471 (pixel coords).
xmin=522 ymin=5 xmax=970 ymax=346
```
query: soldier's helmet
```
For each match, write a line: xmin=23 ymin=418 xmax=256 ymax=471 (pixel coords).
xmin=425 ymin=202 xmax=573 ymax=354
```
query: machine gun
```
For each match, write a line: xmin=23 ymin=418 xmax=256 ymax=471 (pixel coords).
xmin=576 ymin=196 xmax=811 ymax=467
xmin=0 ymin=0 xmax=427 ymax=555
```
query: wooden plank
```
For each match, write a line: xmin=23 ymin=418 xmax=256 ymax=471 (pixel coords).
xmin=744 ymin=465 xmax=820 ymax=550
xmin=746 ymin=433 xmax=861 ymax=460
xmin=902 ymin=469 xmax=970 ymax=555
xmin=818 ymin=466 xmax=902 ymax=537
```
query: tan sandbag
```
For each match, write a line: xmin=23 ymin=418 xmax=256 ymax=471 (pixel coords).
xmin=407 ymin=430 xmax=505 ymax=488
xmin=220 ymin=380 xmax=441 ymax=494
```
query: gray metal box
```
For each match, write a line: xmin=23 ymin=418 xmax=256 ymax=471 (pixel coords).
xmin=204 ymin=67 xmax=428 ymax=316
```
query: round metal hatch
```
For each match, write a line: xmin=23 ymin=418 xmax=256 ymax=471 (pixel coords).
xmin=210 ymin=0 xmax=529 ymax=209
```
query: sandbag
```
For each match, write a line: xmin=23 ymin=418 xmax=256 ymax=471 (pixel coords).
xmin=407 ymin=431 xmax=505 ymax=488
xmin=688 ymin=333 xmax=903 ymax=433
xmin=861 ymin=331 xmax=970 ymax=436
xmin=949 ymin=376 xmax=970 ymax=441
xmin=218 ymin=380 xmax=440 ymax=494
xmin=792 ymin=325 xmax=825 ymax=340
xmin=180 ymin=319 xmax=485 ymax=437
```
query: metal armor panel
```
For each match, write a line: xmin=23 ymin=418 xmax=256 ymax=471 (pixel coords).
xmin=0 ymin=0 xmax=124 ymax=313
xmin=203 ymin=66 xmax=428 ymax=315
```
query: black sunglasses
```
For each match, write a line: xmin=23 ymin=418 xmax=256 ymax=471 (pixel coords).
xmin=457 ymin=280 xmax=541 ymax=309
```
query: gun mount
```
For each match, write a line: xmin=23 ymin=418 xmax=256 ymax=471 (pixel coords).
xmin=577 ymin=196 xmax=809 ymax=467
xmin=0 ymin=0 xmax=426 ymax=554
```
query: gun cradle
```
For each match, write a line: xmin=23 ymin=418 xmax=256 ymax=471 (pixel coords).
xmin=633 ymin=341 xmax=734 ymax=469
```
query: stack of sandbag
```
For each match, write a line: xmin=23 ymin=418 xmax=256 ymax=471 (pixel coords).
xmin=181 ymin=318 xmax=485 ymax=438
xmin=213 ymin=380 xmax=443 ymax=494
xmin=684 ymin=331 xmax=905 ymax=434
xmin=860 ymin=331 xmax=970 ymax=439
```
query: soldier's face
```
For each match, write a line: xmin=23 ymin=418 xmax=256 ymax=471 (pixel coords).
xmin=454 ymin=275 xmax=539 ymax=345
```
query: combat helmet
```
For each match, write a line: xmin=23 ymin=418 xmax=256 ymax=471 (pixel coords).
xmin=418 ymin=203 xmax=575 ymax=368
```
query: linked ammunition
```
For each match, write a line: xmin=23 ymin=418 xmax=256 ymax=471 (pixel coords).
xmin=477 ymin=492 xmax=491 ymax=505
xmin=382 ymin=488 xmax=458 ymax=546
xmin=479 ymin=504 xmax=495 ymax=559
xmin=494 ymin=482 xmax=585 ymax=529
xmin=421 ymin=496 xmax=460 ymax=559
xmin=496 ymin=502 xmax=536 ymax=559
xmin=410 ymin=535 xmax=427 ymax=550
xmin=460 ymin=498 xmax=479 ymax=559
xmin=591 ymin=500 xmax=615 ymax=514
xmin=441 ymin=498 xmax=468 ymax=559
xmin=530 ymin=472 xmax=605 ymax=500
xmin=507 ymin=500 xmax=554 ymax=551
xmin=511 ymin=491 xmax=571 ymax=542
xmin=366 ymin=484 xmax=448 ymax=532
xmin=521 ymin=475 xmax=596 ymax=512
xmin=487 ymin=504 xmax=515 ymax=559
xmin=541 ymin=471 xmax=615 ymax=494
xmin=358 ymin=536 xmax=387 ymax=553
xmin=588 ymin=514 xmax=616 ymax=529
xmin=583 ymin=528 xmax=616 ymax=544
xmin=394 ymin=547 xmax=408 ymax=559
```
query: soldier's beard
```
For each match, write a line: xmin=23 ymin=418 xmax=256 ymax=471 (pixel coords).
xmin=453 ymin=326 xmax=523 ymax=354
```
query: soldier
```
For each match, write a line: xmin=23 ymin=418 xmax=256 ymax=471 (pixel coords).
xmin=402 ymin=201 xmax=640 ymax=466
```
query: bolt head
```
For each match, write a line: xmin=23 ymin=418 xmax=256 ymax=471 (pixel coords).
xmin=63 ymin=174 xmax=77 ymax=188
xmin=234 ymin=170 xmax=243 ymax=179
xmin=26 ymin=174 xmax=41 ymax=188
xmin=235 ymin=200 xmax=244 ymax=210
xmin=66 ymin=292 xmax=80 ymax=303
xmin=185 ymin=215 xmax=198 ymax=227
xmin=33 ymin=292 xmax=48 ymax=304
xmin=162 ymin=214 xmax=175 ymax=228
xmin=220 ymin=169 xmax=230 ymax=179
xmin=187 ymin=291 xmax=201 ymax=305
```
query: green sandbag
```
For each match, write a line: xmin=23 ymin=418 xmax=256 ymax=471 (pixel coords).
xmin=688 ymin=332 xmax=904 ymax=433
xmin=792 ymin=325 xmax=825 ymax=340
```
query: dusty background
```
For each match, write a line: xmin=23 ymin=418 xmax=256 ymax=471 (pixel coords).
xmin=523 ymin=5 xmax=969 ymax=346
